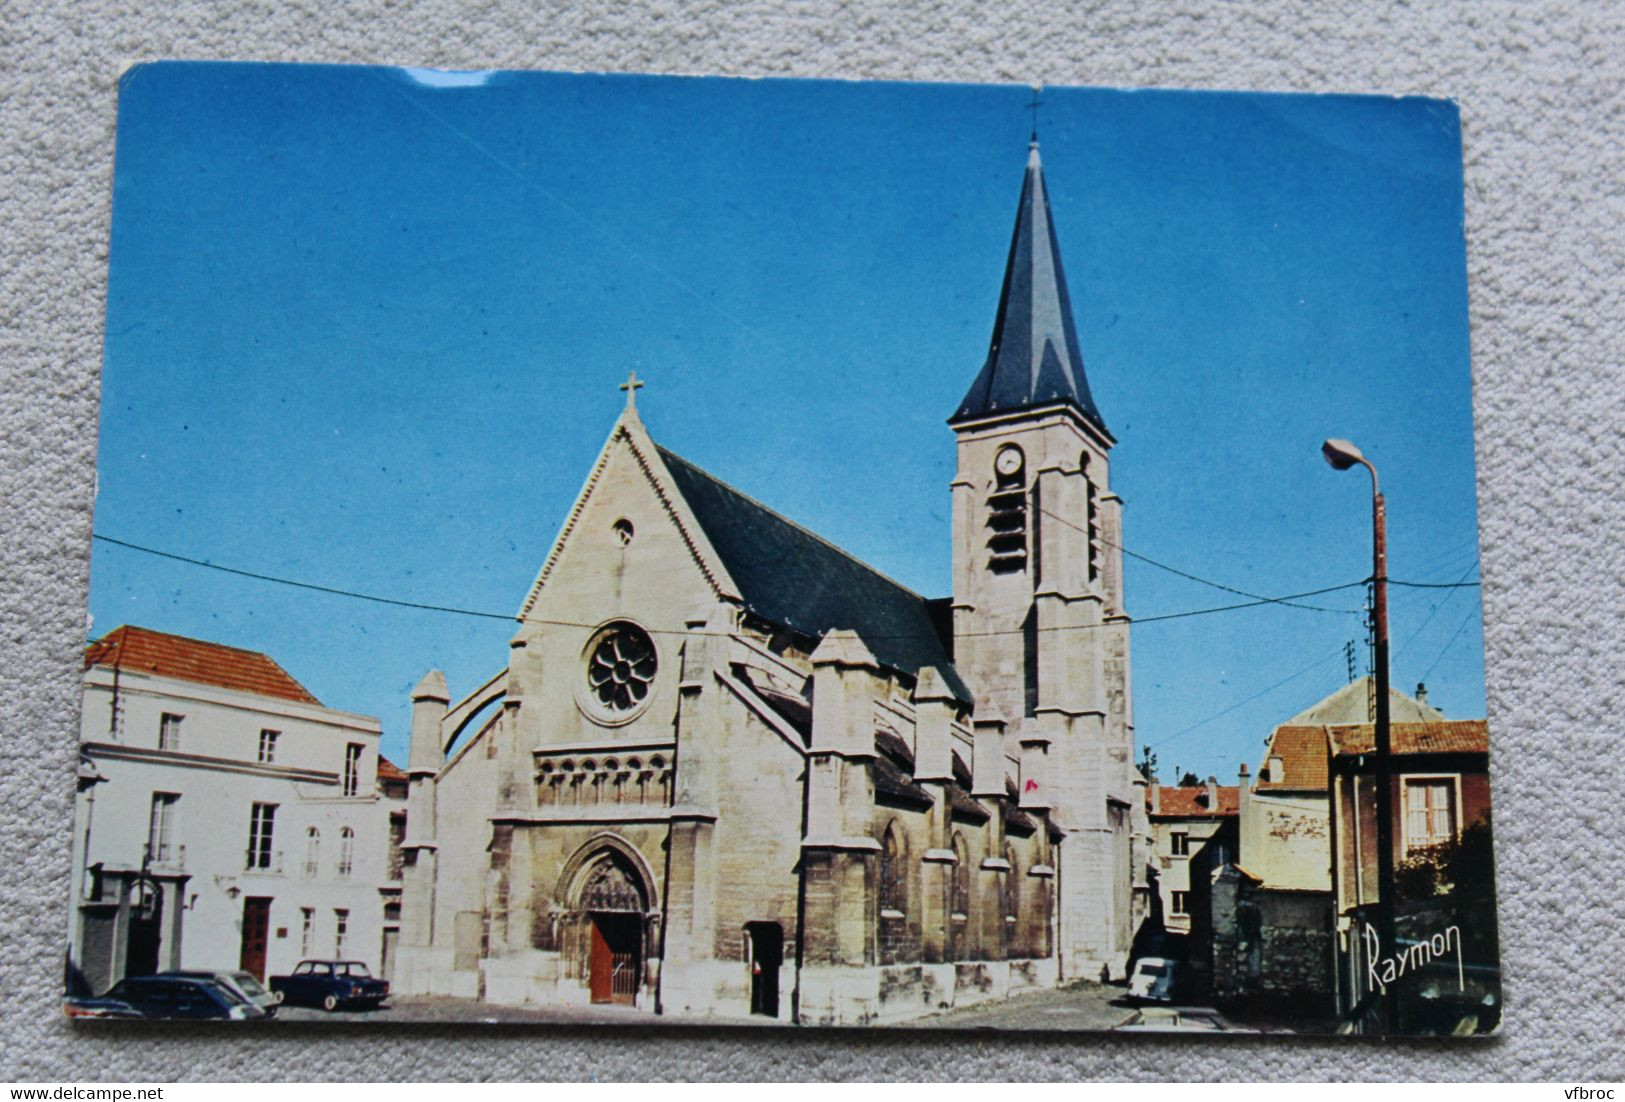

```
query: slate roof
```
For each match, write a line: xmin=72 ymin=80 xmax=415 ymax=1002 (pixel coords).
xmin=85 ymin=625 xmax=321 ymax=705
xmin=1283 ymin=677 xmax=1446 ymax=726
xmin=1150 ymin=784 xmax=1241 ymax=818
xmin=946 ymin=783 xmax=991 ymax=824
xmin=873 ymin=754 xmax=935 ymax=811
xmin=951 ymin=143 xmax=1106 ymax=432
xmin=1003 ymin=802 xmax=1038 ymax=836
xmin=658 ymin=446 xmax=970 ymax=702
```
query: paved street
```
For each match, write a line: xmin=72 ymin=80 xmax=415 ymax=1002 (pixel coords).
xmin=896 ymin=981 xmax=1135 ymax=1032
xmin=272 ymin=984 xmax=1136 ymax=1031
xmin=273 ymin=995 xmax=771 ymax=1028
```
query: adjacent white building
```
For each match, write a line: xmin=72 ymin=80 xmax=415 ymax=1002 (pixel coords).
xmin=70 ymin=625 xmax=401 ymax=995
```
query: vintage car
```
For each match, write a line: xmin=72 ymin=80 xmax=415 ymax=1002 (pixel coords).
xmin=96 ymin=975 xmax=270 ymax=1020
xmin=63 ymin=995 xmax=144 ymax=1020
xmin=269 ymin=960 xmax=389 ymax=1011
xmin=1125 ymin=956 xmax=1189 ymax=1003
xmin=166 ymin=969 xmax=283 ymax=1017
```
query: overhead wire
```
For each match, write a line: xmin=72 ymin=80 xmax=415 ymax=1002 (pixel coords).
xmin=1037 ymin=506 xmax=1360 ymax=615
xmin=89 ymin=533 xmax=1374 ymax=640
xmin=1146 ymin=644 xmax=1347 ymax=750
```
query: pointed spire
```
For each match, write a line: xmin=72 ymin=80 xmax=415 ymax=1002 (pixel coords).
xmin=951 ymin=142 xmax=1107 ymax=432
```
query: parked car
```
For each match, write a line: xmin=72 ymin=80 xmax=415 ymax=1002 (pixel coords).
xmin=99 ymin=975 xmax=270 ymax=1020
xmin=165 ymin=970 xmax=283 ymax=1017
xmin=1114 ymin=1006 xmax=1258 ymax=1033
xmin=1125 ymin=956 xmax=1187 ymax=1003
xmin=269 ymin=960 xmax=389 ymax=1011
xmin=63 ymin=995 xmax=143 ymax=1020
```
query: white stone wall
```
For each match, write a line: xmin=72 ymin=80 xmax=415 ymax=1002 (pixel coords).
xmin=75 ymin=666 xmax=389 ymax=983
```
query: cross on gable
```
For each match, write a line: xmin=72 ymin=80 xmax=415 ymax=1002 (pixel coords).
xmin=620 ymin=370 xmax=645 ymax=408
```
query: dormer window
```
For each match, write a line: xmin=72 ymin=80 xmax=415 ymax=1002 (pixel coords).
xmin=987 ymin=445 xmax=1028 ymax=574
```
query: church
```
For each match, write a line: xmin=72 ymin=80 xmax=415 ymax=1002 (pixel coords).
xmin=394 ymin=140 xmax=1150 ymax=1025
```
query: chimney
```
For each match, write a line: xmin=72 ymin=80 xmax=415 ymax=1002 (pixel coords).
xmin=1150 ymin=783 xmax=1161 ymax=815
xmin=1206 ymin=775 xmax=1220 ymax=811
xmin=1415 ymin=681 xmax=1429 ymax=708
xmin=1238 ymin=762 xmax=1251 ymax=787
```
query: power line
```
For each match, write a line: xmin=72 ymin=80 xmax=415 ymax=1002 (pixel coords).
xmin=91 ymin=533 xmax=1367 ymax=640
xmin=1147 ymin=645 xmax=1347 ymax=749
xmin=92 ymin=534 xmax=518 ymax=622
xmin=1420 ymin=596 xmax=1483 ymax=683
xmin=1389 ymin=578 xmax=1482 ymax=590
xmin=1038 ymin=506 xmax=1359 ymax=615
xmin=1394 ymin=558 xmax=1479 ymax=662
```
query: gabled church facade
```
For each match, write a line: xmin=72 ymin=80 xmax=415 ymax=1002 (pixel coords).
xmin=394 ymin=142 xmax=1149 ymax=1025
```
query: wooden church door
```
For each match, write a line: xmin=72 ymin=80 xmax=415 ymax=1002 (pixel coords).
xmin=588 ymin=914 xmax=640 ymax=1005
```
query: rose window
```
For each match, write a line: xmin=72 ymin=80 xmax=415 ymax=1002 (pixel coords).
xmin=586 ymin=624 xmax=657 ymax=713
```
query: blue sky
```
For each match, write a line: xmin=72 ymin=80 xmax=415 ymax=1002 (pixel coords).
xmin=92 ymin=63 xmax=1483 ymax=780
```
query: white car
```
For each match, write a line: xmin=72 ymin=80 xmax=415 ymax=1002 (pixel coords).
xmin=1125 ymin=957 xmax=1185 ymax=1003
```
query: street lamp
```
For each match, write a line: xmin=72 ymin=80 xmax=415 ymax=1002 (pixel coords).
xmin=1321 ymin=437 xmax=1396 ymax=1035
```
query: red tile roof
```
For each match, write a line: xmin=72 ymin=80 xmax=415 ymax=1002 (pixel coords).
xmin=1257 ymin=720 xmax=1490 ymax=791
xmin=1256 ymin=725 xmax=1332 ymax=791
xmin=1328 ymin=720 xmax=1489 ymax=757
xmin=1149 ymin=785 xmax=1240 ymax=818
xmin=376 ymin=755 xmax=407 ymax=783
xmin=85 ymin=625 xmax=321 ymax=705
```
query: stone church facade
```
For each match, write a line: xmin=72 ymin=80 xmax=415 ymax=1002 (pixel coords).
xmin=394 ymin=142 xmax=1149 ymax=1024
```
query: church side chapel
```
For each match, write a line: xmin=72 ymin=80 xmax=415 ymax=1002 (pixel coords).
xmin=394 ymin=140 xmax=1151 ymax=1025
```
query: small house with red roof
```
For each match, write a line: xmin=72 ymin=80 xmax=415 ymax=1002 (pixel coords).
xmin=1145 ymin=778 xmax=1239 ymax=936
xmin=70 ymin=625 xmax=398 ymax=997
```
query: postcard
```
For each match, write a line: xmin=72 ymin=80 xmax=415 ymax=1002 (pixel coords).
xmin=68 ymin=62 xmax=1496 ymax=1035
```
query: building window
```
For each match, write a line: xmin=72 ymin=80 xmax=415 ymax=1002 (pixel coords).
xmin=303 ymin=827 xmax=321 ymax=879
xmin=387 ymin=813 xmax=406 ymax=881
xmin=1170 ymin=831 xmax=1190 ymax=857
xmin=146 ymin=792 xmax=179 ymax=863
xmin=334 ymin=909 xmax=349 ymax=958
xmin=950 ymin=833 xmax=970 ymax=918
xmin=258 ymin=729 xmax=279 ymax=764
xmin=1405 ymin=778 xmax=1457 ymax=853
xmin=1171 ymin=890 xmax=1189 ymax=916
xmin=343 ymin=743 xmax=364 ymax=797
xmin=878 ymin=824 xmax=905 ymax=916
xmin=300 ymin=907 xmax=314 ymax=956
xmin=337 ymin=827 xmax=355 ymax=879
xmin=246 ymin=802 xmax=277 ymax=870
xmin=158 ymin=713 xmax=183 ymax=751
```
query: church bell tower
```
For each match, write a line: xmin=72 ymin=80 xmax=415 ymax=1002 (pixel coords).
xmin=949 ymin=139 xmax=1143 ymax=977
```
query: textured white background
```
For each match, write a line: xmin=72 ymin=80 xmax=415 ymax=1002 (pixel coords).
xmin=2 ymin=0 xmax=1621 ymax=1082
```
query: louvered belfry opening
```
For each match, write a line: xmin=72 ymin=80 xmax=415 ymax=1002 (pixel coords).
xmin=987 ymin=445 xmax=1029 ymax=573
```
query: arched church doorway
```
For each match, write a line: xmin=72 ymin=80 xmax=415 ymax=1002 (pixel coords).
xmin=745 ymin=922 xmax=783 ymax=1018
xmin=575 ymin=854 xmax=647 ymax=1006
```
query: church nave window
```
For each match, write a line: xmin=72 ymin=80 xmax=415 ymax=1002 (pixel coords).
xmin=986 ymin=445 xmax=1028 ymax=574
xmin=950 ymin=833 xmax=971 ymax=919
